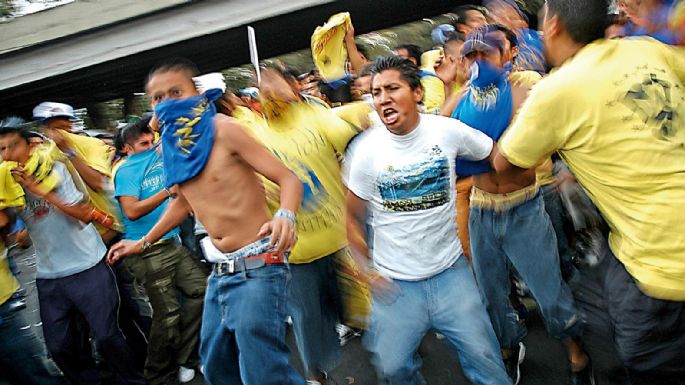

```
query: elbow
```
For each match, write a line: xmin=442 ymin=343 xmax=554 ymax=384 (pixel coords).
xmin=123 ymin=208 xmax=141 ymax=221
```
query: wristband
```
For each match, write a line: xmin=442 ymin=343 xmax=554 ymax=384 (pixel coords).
xmin=163 ymin=187 xmax=176 ymax=199
xmin=274 ymin=209 xmax=296 ymax=225
xmin=64 ymin=149 xmax=77 ymax=159
xmin=140 ymin=235 xmax=152 ymax=251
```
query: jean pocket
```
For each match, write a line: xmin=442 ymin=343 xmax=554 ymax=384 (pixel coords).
xmin=512 ymin=194 xmax=543 ymax=220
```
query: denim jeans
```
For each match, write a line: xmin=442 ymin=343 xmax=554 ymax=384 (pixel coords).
xmin=288 ymin=251 xmax=343 ymax=377
xmin=541 ymin=184 xmax=578 ymax=282
xmin=0 ymin=297 xmax=66 ymax=385
xmin=469 ymin=192 xmax=582 ymax=351
xmin=364 ymin=257 xmax=512 ymax=385
xmin=200 ymin=264 xmax=304 ymax=385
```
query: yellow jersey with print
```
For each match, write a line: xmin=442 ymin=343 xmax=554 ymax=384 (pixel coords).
xmin=235 ymin=103 xmax=360 ymax=264
xmin=499 ymin=38 xmax=685 ymax=300
xmin=0 ymin=241 xmax=20 ymax=305
xmin=420 ymin=73 xmax=446 ymax=115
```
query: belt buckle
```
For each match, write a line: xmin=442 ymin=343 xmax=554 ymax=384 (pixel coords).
xmin=227 ymin=259 xmax=235 ymax=274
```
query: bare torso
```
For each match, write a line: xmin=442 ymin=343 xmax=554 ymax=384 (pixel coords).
xmin=178 ymin=115 xmax=271 ymax=253
xmin=473 ymin=82 xmax=536 ymax=194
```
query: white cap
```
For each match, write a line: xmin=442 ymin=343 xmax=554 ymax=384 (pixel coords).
xmin=192 ymin=73 xmax=227 ymax=94
xmin=32 ymin=102 xmax=75 ymax=121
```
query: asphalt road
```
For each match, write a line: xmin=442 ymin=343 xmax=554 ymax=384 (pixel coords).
xmin=3 ymin=246 xmax=636 ymax=385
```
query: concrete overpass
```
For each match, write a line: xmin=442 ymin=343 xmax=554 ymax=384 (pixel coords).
xmin=0 ymin=0 xmax=463 ymax=117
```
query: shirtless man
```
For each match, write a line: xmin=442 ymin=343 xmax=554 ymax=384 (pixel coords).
xmin=453 ymin=27 xmax=592 ymax=384
xmin=108 ymin=58 xmax=304 ymax=385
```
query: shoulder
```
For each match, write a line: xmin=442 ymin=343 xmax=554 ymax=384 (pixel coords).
xmin=213 ymin=113 xmax=251 ymax=139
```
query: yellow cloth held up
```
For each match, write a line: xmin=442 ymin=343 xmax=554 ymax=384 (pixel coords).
xmin=312 ymin=12 xmax=352 ymax=82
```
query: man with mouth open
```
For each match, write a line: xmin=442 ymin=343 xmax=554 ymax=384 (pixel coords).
xmin=345 ymin=55 xmax=512 ymax=385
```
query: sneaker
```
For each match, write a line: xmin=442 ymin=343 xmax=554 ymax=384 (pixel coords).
xmin=569 ymin=360 xmax=596 ymax=385
xmin=178 ymin=366 xmax=195 ymax=383
xmin=306 ymin=382 xmax=322 ymax=385
xmin=504 ymin=342 xmax=526 ymax=385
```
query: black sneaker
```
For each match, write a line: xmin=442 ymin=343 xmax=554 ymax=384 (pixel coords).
xmin=569 ymin=360 xmax=596 ymax=385
xmin=505 ymin=342 xmax=526 ymax=385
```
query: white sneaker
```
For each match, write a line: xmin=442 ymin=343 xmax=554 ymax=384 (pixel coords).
xmin=178 ymin=366 xmax=196 ymax=383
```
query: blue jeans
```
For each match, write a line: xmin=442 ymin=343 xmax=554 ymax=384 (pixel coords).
xmin=541 ymin=184 xmax=578 ymax=282
xmin=364 ymin=257 xmax=512 ymax=385
xmin=288 ymin=252 xmax=343 ymax=377
xmin=200 ymin=264 xmax=305 ymax=385
xmin=0 ymin=297 xmax=66 ymax=385
xmin=469 ymin=192 xmax=582 ymax=351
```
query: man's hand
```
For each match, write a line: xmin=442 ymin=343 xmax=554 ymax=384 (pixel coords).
xmin=344 ymin=23 xmax=355 ymax=45
xmin=10 ymin=168 xmax=44 ymax=197
xmin=106 ymin=239 xmax=143 ymax=265
xmin=43 ymin=128 xmax=70 ymax=151
xmin=257 ymin=216 xmax=297 ymax=255
xmin=366 ymin=270 xmax=400 ymax=303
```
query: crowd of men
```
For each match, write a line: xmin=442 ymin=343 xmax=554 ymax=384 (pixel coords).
xmin=0 ymin=0 xmax=684 ymax=384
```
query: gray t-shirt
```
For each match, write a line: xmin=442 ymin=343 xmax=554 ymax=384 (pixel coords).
xmin=20 ymin=162 xmax=106 ymax=279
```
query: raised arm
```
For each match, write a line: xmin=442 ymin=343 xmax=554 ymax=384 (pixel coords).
xmin=344 ymin=24 xmax=368 ymax=74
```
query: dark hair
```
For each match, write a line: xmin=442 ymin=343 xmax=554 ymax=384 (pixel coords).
xmin=119 ymin=116 xmax=153 ymax=147
xmin=0 ymin=117 xmax=30 ymax=143
xmin=490 ymin=23 xmax=518 ymax=47
xmin=371 ymin=56 xmax=422 ymax=91
xmin=546 ymin=0 xmax=610 ymax=44
xmin=146 ymin=57 xmax=200 ymax=86
xmin=357 ymin=62 xmax=375 ymax=78
xmin=394 ymin=44 xmax=422 ymax=66
xmin=453 ymin=5 xmax=487 ymax=26
xmin=318 ymin=80 xmax=352 ymax=105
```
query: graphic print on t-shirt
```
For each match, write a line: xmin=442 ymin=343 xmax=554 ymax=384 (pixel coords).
xmin=378 ymin=145 xmax=450 ymax=212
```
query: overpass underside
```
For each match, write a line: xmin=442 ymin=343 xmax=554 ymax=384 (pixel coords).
xmin=0 ymin=0 xmax=463 ymax=117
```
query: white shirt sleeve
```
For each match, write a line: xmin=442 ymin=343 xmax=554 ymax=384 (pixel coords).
xmin=449 ymin=119 xmax=494 ymax=161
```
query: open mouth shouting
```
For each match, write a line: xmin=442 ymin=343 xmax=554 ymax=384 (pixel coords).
xmin=381 ymin=107 xmax=400 ymax=126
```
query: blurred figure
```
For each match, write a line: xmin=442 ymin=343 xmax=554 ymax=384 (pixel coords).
xmin=0 ymin=210 xmax=67 ymax=385
xmin=620 ymin=0 xmax=683 ymax=44
xmin=494 ymin=0 xmax=685 ymax=382
xmin=485 ymin=0 xmax=547 ymax=73
xmin=453 ymin=26 xmax=590 ymax=385
xmin=255 ymin=65 xmax=366 ymax=385
xmin=452 ymin=4 xmax=489 ymax=35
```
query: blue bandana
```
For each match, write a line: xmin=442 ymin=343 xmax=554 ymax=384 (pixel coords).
xmin=452 ymin=60 xmax=512 ymax=178
xmin=155 ymin=89 xmax=223 ymax=187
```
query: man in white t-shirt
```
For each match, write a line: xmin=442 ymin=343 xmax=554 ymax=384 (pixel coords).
xmin=346 ymin=56 xmax=512 ymax=385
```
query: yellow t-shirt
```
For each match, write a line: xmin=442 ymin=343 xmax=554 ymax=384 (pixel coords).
xmin=236 ymin=103 xmax=361 ymax=264
xmin=500 ymin=38 xmax=685 ymax=300
xmin=0 ymin=241 xmax=20 ymax=305
xmin=420 ymin=74 xmax=446 ymax=115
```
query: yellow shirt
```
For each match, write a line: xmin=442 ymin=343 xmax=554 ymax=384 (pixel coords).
xmin=0 ymin=241 xmax=20 ymax=305
xmin=500 ymin=38 xmax=685 ymax=300
xmin=235 ymin=103 xmax=360 ymax=264
xmin=421 ymin=74 xmax=446 ymax=115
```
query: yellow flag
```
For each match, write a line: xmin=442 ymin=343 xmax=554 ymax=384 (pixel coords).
xmin=311 ymin=12 xmax=352 ymax=82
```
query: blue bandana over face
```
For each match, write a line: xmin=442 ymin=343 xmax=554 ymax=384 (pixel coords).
xmin=154 ymin=89 xmax=223 ymax=187
xmin=452 ymin=59 xmax=512 ymax=178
